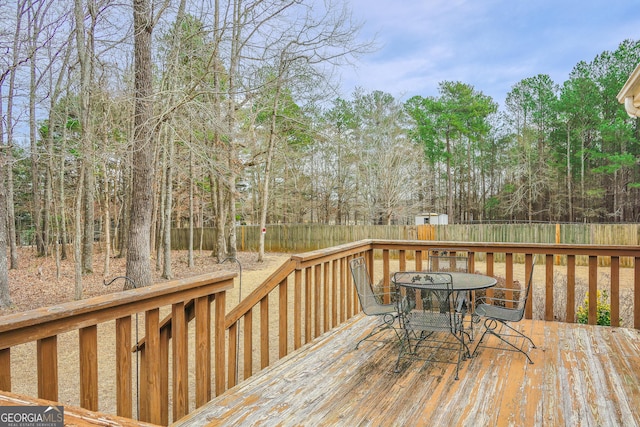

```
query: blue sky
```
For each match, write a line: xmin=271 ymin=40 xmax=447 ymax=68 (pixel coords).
xmin=339 ymin=0 xmax=639 ymax=106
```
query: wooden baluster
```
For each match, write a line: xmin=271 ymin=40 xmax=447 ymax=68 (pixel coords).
xmin=505 ymin=253 xmax=514 ymax=309
xmin=260 ymin=295 xmax=269 ymax=369
xmin=323 ymin=262 xmax=330 ymax=333
xmin=37 ymin=336 xmax=58 ymax=402
xmin=611 ymin=256 xmax=620 ymax=327
xmin=195 ymin=296 xmax=211 ymax=407
xmin=486 ymin=252 xmax=494 ymax=299
xmin=160 ymin=325 xmax=169 ymax=425
xmin=144 ymin=309 xmax=161 ymax=425
xmin=228 ymin=323 xmax=238 ymax=389
xmin=215 ymin=293 xmax=226 ymax=396
xmin=588 ymin=255 xmax=598 ymax=325
xmin=566 ymin=255 xmax=576 ymax=323
xmin=0 ymin=348 xmax=10 ymax=392
xmin=79 ymin=325 xmax=98 ymax=411
xmin=279 ymin=278 xmax=288 ymax=359
xmin=314 ymin=264 xmax=321 ymax=338
xmin=305 ymin=267 xmax=312 ymax=344
xmin=115 ymin=317 xmax=132 ymax=418
xmin=545 ymin=254 xmax=554 ymax=322
xmin=294 ymin=269 xmax=302 ymax=349
xmin=383 ymin=250 xmax=390 ymax=304
xmin=525 ymin=254 xmax=533 ymax=319
xmin=172 ymin=303 xmax=189 ymax=420
xmin=244 ymin=310 xmax=253 ymax=379
xmin=332 ymin=259 xmax=338 ymax=328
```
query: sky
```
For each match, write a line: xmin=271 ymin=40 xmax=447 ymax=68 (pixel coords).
xmin=339 ymin=0 xmax=640 ymax=107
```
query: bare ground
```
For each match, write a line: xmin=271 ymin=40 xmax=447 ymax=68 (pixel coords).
xmin=2 ymin=247 xmax=289 ymax=316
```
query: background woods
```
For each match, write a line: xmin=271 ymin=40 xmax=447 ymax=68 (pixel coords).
xmin=1 ymin=0 xmax=640 ymax=308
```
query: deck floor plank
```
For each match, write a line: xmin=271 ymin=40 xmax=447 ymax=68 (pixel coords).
xmin=172 ymin=316 xmax=640 ymax=427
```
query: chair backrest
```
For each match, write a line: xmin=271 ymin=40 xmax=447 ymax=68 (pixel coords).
xmin=350 ymin=257 xmax=390 ymax=315
xmin=512 ymin=256 xmax=538 ymax=321
xmin=427 ymin=248 xmax=469 ymax=272
xmin=394 ymin=272 xmax=456 ymax=332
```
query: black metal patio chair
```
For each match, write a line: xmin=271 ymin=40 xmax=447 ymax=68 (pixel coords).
xmin=471 ymin=256 xmax=538 ymax=364
xmin=349 ymin=257 xmax=400 ymax=349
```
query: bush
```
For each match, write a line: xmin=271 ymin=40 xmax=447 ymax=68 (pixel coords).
xmin=576 ymin=290 xmax=611 ymax=326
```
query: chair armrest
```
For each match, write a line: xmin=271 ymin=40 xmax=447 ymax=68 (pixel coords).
xmin=475 ymin=286 xmax=523 ymax=306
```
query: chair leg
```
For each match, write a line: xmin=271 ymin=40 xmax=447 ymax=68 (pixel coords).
xmin=394 ymin=329 xmax=413 ymax=373
xmin=356 ymin=314 xmax=399 ymax=349
xmin=472 ymin=319 xmax=535 ymax=364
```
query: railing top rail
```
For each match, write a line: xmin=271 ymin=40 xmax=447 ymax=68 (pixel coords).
xmin=290 ymin=240 xmax=373 ymax=267
xmin=225 ymin=259 xmax=297 ymax=328
xmin=0 ymin=272 xmax=235 ymax=350
xmin=369 ymin=240 xmax=640 ymax=256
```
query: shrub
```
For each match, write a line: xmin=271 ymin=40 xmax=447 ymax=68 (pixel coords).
xmin=576 ymin=290 xmax=611 ymax=326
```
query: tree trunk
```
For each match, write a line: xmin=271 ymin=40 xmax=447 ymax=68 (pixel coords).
xmin=74 ymin=167 xmax=84 ymax=300
xmin=0 ymin=158 xmax=10 ymax=308
xmin=126 ymin=0 xmax=155 ymax=289
xmin=188 ymin=149 xmax=194 ymax=267
xmin=0 ymin=92 xmax=12 ymax=308
xmin=258 ymin=77 xmax=283 ymax=262
xmin=29 ymin=20 xmax=45 ymax=256
xmin=566 ymin=123 xmax=573 ymax=222
xmin=162 ymin=131 xmax=174 ymax=279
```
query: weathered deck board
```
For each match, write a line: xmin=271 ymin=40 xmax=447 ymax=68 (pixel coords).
xmin=173 ymin=316 xmax=640 ymax=427
xmin=0 ymin=390 xmax=158 ymax=426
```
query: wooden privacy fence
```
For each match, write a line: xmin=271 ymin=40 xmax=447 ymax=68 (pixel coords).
xmin=172 ymin=223 xmax=640 ymax=256
xmin=1 ymin=239 xmax=639 ymax=425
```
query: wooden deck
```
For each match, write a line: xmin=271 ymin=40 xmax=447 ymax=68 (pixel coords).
xmin=173 ymin=316 xmax=640 ymax=427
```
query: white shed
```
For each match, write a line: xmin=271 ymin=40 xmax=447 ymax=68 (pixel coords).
xmin=414 ymin=213 xmax=448 ymax=225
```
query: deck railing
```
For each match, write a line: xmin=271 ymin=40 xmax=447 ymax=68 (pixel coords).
xmin=0 ymin=239 xmax=639 ymax=426
xmin=0 ymin=273 xmax=234 ymax=426
xmin=221 ymin=239 xmax=640 ymax=395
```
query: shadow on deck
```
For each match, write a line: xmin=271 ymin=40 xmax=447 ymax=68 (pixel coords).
xmin=174 ymin=316 xmax=640 ymax=426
